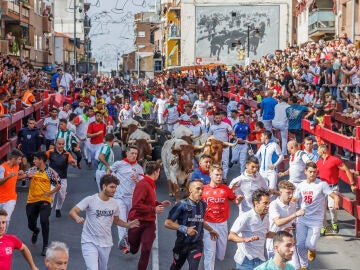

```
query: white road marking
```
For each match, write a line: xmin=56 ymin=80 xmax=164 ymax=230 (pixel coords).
xmin=152 ymin=216 xmax=160 ymax=270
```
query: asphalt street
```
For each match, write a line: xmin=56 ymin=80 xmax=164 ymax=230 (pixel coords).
xmin=9 ymin=144 xmax=360 ymax=270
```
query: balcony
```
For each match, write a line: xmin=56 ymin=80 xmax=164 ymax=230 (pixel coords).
xmin=308 ymin=9 xmax=335 ymax=37
xmin=167 ymin=24 xmax=180 ymax=40
xmin=1 ymin=1 xmax=20 ymax=15
xmin=0 ymin=40 xmax=9 ymax=54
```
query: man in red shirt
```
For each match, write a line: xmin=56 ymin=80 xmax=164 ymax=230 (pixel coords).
xmin=87 ymin=111 xmax=106 ymax=168
xmin=316 ymin=144 xmax=356 ymax=236
xmin=202 ymin=164 xmax=242 ymax=270
xmin=0 ymin=209 xmax=38 ymax=270
xmin=127 ymin=161 xmax=171 ymax=270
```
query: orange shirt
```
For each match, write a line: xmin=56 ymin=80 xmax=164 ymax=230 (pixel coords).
xmin=0 ymin=163 xmax=19 ymax=203
xmin=22 ymin=90 xmax=35 ymax=106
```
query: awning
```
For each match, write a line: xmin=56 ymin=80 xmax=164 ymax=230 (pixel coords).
xmin=137 ymin=52 xmax=153 ymax=58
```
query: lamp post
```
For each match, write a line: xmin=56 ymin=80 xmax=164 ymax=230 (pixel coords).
xmin=246 ymin=24 xmax=259 ymax=58
xmin=73 ymin=0 xmax=77 ymax=77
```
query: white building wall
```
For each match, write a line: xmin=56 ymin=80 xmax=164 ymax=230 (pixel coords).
xmin=54 ymin=0 xmax=85 ymax=38
xmin=181 ymin=0 xmax=293 ymax=66
xmin=297 ymin=9 xmax=309 ymax=44
xmin=54 ymin=37 xmax=64 ymax=64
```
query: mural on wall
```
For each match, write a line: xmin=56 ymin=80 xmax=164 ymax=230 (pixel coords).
xmin=195 ymin=5 xmax=280 ymax=65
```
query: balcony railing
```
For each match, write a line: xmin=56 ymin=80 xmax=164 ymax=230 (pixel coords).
xmin=0 ymin=40 xmax=9 ymax=54
xmin=308 ymin=9 xmax=335 ymax=35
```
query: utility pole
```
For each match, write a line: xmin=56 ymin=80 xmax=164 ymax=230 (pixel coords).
xmin=73 ymin=0 xmax=77 ymax=77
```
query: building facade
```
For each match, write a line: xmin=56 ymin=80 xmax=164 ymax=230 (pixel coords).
xmin=0 ymin=0 xmax=54 ymax=67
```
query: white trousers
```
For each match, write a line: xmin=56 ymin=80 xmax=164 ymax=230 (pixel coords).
xmin=262 ymin=120 xmax=273 ymax=133
xmin=80 ymin=140 xmax=88 ymax=161
xmin=81 ymin=242 xmax=111 ymax=270
xmin=55 ymin=178 xmax=67 ymax=210
xmin=222 ymin=148 xmax=230 ymax=180
xmin=295 ymin=222 xmax=321 ymax=268
xmin=259 ymin=170 xmax=278 ymax=190
xmin=0 ymin=200 xmax=16 ymax=230
xmin=272 ymin=122 xmax=288 ymax=155
xmin=95 ymin=170 xmax=106 ymax=192
xmin=115 ymin=197 xmax=132 ymax=241
xmin=231 ymin=144 xmax=248 ymax=173
xmin=324 ymin=184 xmax=339 ymax=225
xmin=203 ymin=221 xmax=228 ymax=270
xmin=87 ymin=143 xmax=103 ymax=167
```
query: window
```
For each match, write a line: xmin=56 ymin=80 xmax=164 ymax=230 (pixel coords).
xmin=154 ymin=59 xmax=162 ymax=72
xmin=38 ymin=35 xmax=42 ymax=50
xmin=138 ymin=31 xmax=145 ymax=37
xmin=34 ymin=35 xmax=38 ymax=50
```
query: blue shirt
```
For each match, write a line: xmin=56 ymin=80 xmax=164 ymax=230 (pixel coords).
xmin=255 ymin=258 xmax=295 ymax=270
xmin=234 ymin=122 xmax=250 ymax=140
xmin=286 ymin=104 xmax=309 ymax=130
xmin=167 ymin=198 xmax=207 ymax=244
xmin=51 ymin=73 xmax=60 ymax=88
xmin=191 ymin=169 xmax=211 ymax=185
xmin=261 ymin=97 xmax=278 ymax=120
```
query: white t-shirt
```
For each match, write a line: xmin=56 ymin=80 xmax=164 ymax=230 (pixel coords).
xmin=294 ymin=179 xmax=333 ymax=226
xmin=155 ymin=98 xmax=168 ymax=114
xmin=229 ymin=171 xmax=268 ymax=213
xmin=43 ymin=117 xmax=59 ymax=140
xmin=60 ymin=72 xmax=73 ymax=91
xmin=289 ymin=150 xmax=310 ymax=184
xmin=193 ymin=100 xmax=208 ymax=116
xmin=230 ymin=209 xmax=269 ymax=264
xmin=266 ymin=199 xmax=297 ymax=252
xmin=189 ymin=123 xmax=203 ymax=136
xmin=208 ymin=122 xmax=232 ymax=142
xmin=132 ymin=104 xmax=144 ymax=117
xmin=118 ymin=108 xmax=133 ymax=121
xmin=58 ymin=109 xmax=71 ymax=120
xmin=111 ymin=160 xmax=144 ymax=198
xmin=76 ymin=194 xmax=120 ymax=247
xmin=75 ymin=115 xmax=90 ymax=140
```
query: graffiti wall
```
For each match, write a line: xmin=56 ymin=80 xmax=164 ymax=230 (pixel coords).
xmin=195 ymin=5 xmax=280 ymax=65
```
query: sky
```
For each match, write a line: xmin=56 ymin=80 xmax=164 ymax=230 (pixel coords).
xmin=86 ymin=0 xmax=158 ymax=71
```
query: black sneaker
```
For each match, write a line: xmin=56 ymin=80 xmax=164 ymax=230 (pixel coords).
xmin=31 ymin=228 xmax=40 ymax=244
xmin=41 ymin=246 xmax=48 ymax=256
xmin=55 ymin=210 xmax=61 ymax=218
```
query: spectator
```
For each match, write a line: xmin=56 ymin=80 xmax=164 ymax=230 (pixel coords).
xmin=45 ymin=241 xmax=69 ymax=270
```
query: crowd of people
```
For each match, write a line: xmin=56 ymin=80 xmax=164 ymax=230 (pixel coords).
xmin=0 ymin=32 xmax=359 ymax=270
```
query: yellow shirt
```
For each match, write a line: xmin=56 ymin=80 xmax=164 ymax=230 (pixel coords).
xmin=27 ymin=170 xmax=53 ymax=204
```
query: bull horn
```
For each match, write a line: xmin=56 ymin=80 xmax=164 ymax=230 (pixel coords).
xmin=147 ymin=139 xmax=156 ymax=143
xmin=223 ymin=141 xmax=238 ymax=147
xmin=171 ymin=143 xmax=181 ymax=151
xmin=138 ymin=125 xmax=145 ymax=129
xmin=194 ymin=143 xmax=206 ymax=150
xmin=127 ymin=140 xmax=136 ymax=144
xmin=191 ymin=133 xmax=202 ymax=139
xmin=155 ymin=126 xmax=161 ymax=130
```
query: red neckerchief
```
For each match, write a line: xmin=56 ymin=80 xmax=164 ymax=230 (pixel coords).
xmin=140 ymin=174 xmax=156 ymax=189
xmin=198 ymin=166 xmax=209 ymax=175
xmin=192 ymin=120 xmax=201 ymax=126
xmin=291 ymin=150 xmax=300 ymax=162
xmin=123 ymin=158 xmax=137 ymax=165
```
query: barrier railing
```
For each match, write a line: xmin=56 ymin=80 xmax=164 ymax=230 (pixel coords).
xmin=0 ymin=90 xmax=54 ymax=161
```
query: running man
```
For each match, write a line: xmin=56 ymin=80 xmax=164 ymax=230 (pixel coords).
xmin=69 ymin=174 xmax=139 ymax=270
xmin=294 ymin=162 xmax=340 ymax=270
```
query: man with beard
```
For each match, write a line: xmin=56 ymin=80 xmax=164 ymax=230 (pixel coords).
xmin=69 ymin=174 xmax=139 ymax=270
xmin=228 ymin=188 xmax=274 ymax=270
xmin=255 ymin=231 xmax=296 ymax=270
xmin=164 ymin=180 xmax=219 ymax=270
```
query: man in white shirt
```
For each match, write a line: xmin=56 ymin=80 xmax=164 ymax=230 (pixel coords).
xmin=58 ymin=102 xmax=72 ymax=120
xmin=69 ymin=174 xmax=139 ymax=270
xmin=59 ymin=72 xmax=73 ymax=96
xmin=267 ymin=180 xmax=305 ymax=266
xmin=303 ymin=136 xmax=319 ymax=162
xmin=110 ymin=146 xmax=144 ymax=254
xmin=256 ymin=130 xmax=284 ymax=196
xmin=192 ymin=94 xmax=208 ymax=128
xmin=208 ymin=112 xmax=235 ymax=182
xmin=272 ymin=96 xmax=290 ymax=155
xmin=153 ymin=91 xmax=168 ymax=127
xmin=229 ymin=156 xmax=270 ymax=215
xmin=279 ymin=141 xmax=310 ymax=187
xmin=228 ymin=188 xmax=274 ymax=269
xmin=294 ymin=162 xmax=340 ymax=270
xmin=74 ymin=107 xmax=93 ymax=164
xmin=43 ymin=108 xmax=59 ymax=150
xmin=163 ymin=95 xmax=180 ymax=132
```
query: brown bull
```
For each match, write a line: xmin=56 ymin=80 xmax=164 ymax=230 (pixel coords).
xmin=203 ymin=138 xmax=237 ymax=164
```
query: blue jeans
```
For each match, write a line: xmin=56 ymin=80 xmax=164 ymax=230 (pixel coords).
xmin=236 ymin=257 xmax=264 ymax=270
